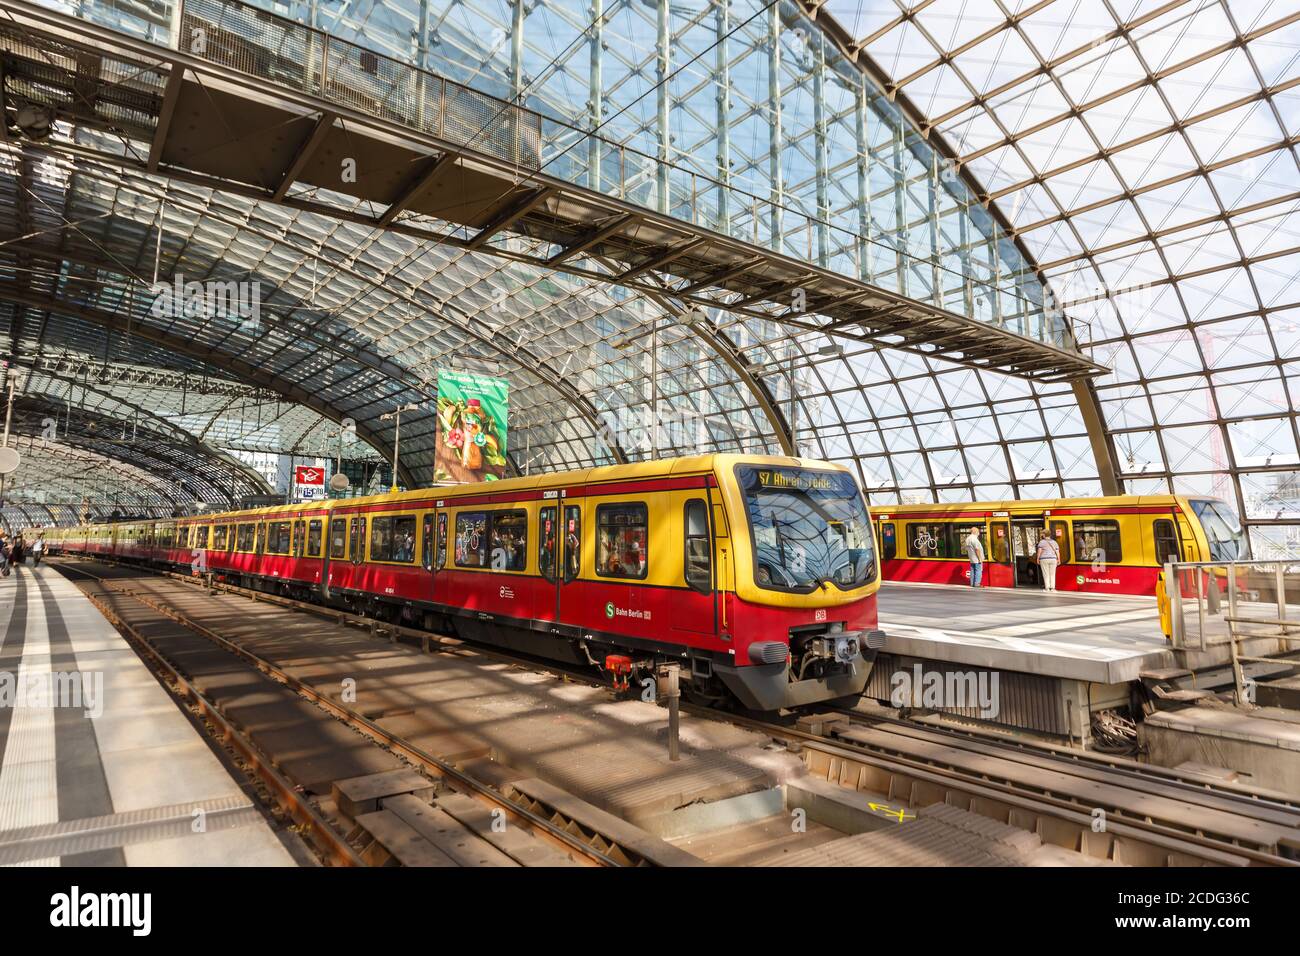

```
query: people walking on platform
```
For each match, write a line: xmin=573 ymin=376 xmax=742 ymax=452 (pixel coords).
xmin=1036 ymin=529 xmax=1060 ymax=592
xmin=10 ymin=535 xmax=24 ymax=567
xmin=0 ymin=533 xmax=9 ymax=577
xmin=964 ymin=526 xmax=985 ymax=588
xmin=31 ymin=533 xmax=45 ymax=567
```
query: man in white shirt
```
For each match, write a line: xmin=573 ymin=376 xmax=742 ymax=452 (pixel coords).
xmin=964 ymin=527 xmax=985 ymax=588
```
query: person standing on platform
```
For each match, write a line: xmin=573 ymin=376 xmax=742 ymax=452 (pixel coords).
xmin=964 ymin=527 xmax=985 ymax=588
xmin=10 ymin=535 xmax=24 ymax=567
xmin=1036 ymin=529 xmax=1060 ymax=592
xmin=0 ymin=533 xmax=9 ymax=577
xmin=31 ymin=534 xmax=45 ymax=567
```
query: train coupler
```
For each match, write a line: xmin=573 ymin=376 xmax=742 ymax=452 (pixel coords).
xmin=605 ymin=654 xmax=633 ymax=691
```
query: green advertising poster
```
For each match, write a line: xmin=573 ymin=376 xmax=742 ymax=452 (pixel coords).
xmin=434 ymin=370 xmax=509 ymax=483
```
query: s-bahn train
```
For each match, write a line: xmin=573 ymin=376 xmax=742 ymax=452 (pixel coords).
xmin=42 ymin=455 xmax=884 ymax=710
xmin=874 ymin=494 xmax=1247 ymax=595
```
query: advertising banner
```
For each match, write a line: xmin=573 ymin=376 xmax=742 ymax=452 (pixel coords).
xmin=434 ymin=370 xmax=509 ymax=483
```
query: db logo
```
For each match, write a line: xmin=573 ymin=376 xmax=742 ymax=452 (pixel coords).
xmin=814 ymin=609 xmax=826 ymax=622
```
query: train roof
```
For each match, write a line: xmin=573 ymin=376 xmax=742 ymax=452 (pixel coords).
xmin=169 ymin=453 xmax=850 ymax=524
xmin=870 ymin=493 xmax=1225 ymax=514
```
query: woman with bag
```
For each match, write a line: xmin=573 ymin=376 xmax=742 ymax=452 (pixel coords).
xmin=1036 ymin=529 xmax=1061 ymax=592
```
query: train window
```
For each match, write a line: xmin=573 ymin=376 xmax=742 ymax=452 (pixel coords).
xmin=596 ymin=503 xmax=648 ymax=579
xmin=879 ymin=521 xmax=896 ymax=561
xmin=255 ymin=522 xmax=266 ymax=554
xmin=563 ymin=506 xmax=581 ymax=582
xmin=539 ymin=507 xmax=557 ymax=583
xmin=269 ymin=521 xmax=291 ymax=554
xmin=436 ymin=513 xmax=448 ymax=569
xmin=1074 ymin=520 xmax=1122 ymax=564
xmin=356 ymin=517 xmax=366 ymax=563
xmin=371 ymin=516 xmax=416 ymax=563
xmin=370 ymin=517 xmax=392 ymax=561
xmin=196 ymin=526 xmax=209 ymax=548
xmin=212 ymin=525 xmax=228 ymax=550
xmin=393 ymin=516 xmax=416 ymax=562
xmin=454 ymin=512 xmax=487 ymax=567
xmin=331 ymin=518 xmax=347 ymax=558
xmin=307 ymin=520 xmax=323 ymax=557
xmin=236 ymin=523 xmax=254 ymax=551
xmin=422 ymin=515 xmax=433 ymax=570
xmin=489 ymin=511 xmax=527 ymax=572
xmin=684 ymin=499 xmax=711 ymax=592
xmin=1050 ymin=521 xmax=1071 ymax=563
xmin=292 ymin=520 xmax=305 ymax=557
xmin=1153 ymin=519 xmax=1180 ymax=566
xmin=906 ymin=522 xmax=958 ymax=559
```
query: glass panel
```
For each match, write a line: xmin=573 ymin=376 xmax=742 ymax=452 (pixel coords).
xmin=738 ymin=466 xmax=876 ymax=591
xmin=538 ymin=506 xmax=557 ymax=583
xmin=684 ymin=499 xmax=711 ymax=591
xmin=489 ymin=511 xmax=527 ymax=571
xmin=455 ymin=512 xmax=488 ymax=568
xmin=596 ymin=503 xmax=648 ymax=579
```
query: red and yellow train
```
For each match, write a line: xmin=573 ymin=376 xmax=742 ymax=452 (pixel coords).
xmin=874 ymin=494 xmax=1246 ymax=595
xmin=42 ymin=455 xmax=883 ymax=710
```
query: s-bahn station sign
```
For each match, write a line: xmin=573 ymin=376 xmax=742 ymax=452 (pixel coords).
xmin=294 ymin=464 xmax=326 ymax=501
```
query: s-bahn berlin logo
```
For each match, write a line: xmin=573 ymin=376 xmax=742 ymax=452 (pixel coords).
xmin=605 ymin=602 xmax=615 ymax=619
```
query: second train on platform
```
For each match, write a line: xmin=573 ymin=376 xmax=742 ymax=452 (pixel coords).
xmin=874 ymin=494 xmax=1246 ymax=595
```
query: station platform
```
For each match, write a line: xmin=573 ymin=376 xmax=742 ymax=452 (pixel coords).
xmin=876 ymin=582 xmax=1168 ymax=684
xmin=0 ymin=564 xmax=296 ymax=866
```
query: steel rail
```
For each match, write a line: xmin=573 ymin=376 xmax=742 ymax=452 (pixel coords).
xmin=66 ymin=572 xmax=365 ymax=867
xmin=57 ymin=561 xmax=636 ymax=867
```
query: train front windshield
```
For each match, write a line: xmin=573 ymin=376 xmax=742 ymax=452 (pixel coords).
xmin=1190 ymin=499 xmax=1248 ymax=561
xmin=738 ymin=466 xmax=876 ymax=592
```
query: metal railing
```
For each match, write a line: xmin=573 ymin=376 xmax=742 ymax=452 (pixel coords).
xmin=1164 ymin=559 xmax=1300 ymax=705
xmin=142 ymin=0 xmax=1080 ymax=352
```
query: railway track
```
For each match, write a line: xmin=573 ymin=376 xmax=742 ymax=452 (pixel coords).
xmin=53 ymin=556 xmax=1300 ymax=867
xmin=53 ymin=560 xmax=678 ymax=867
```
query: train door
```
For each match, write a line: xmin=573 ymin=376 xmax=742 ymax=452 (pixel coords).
xmin=422 ymin=512 xmax=435 ymax=601
xmin=556 ymin=496 xmax=584 ymax=629
xmin=1010 ymin=516 xmax=1045 ymax=587
xmin=674 ymin=496 xmax=717 ymax=637
xmin=536 ymin=501 xmax=560 ymax=626
xmin=984 ymin=517 xmax=1014 ymax=588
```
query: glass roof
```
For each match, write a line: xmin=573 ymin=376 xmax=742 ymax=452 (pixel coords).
xmin=1 ymin=0 xmax=1295 ymax=557
xmin=818 ymin=0 xmax=1299 ymax=554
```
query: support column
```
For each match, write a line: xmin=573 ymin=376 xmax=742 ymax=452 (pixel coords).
xmin=892 ymin=120 xmax=907 ymax=296
xmin=928 ymin=151 xmax=942 ymax=307
xmin=1072 ymin=378 xmax=1122 ymax=496
xmin=767 ymin=2 xmax=784 ymax=251
xmin=588 ymin=0 xmax=603 ymax=191
xmin=855 ymin=76 xmax=872 ymax=283
xmin=812 ymin=29 xmax=829 ymax=267
xmin=511 ymin=0 xmax=525 ymax=101
xmin=656 ymin=0 xmax=671 ymax=214
xmin=715 ymin=0 xmax=731 ymax=235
